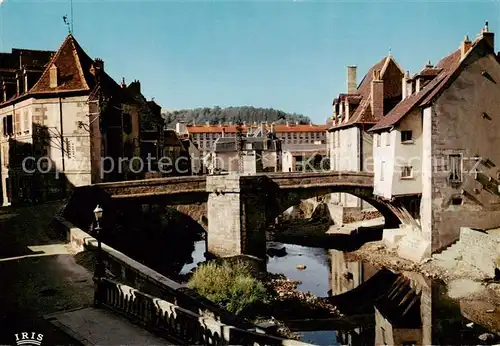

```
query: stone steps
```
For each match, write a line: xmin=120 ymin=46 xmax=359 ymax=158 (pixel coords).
xmin=433 ymin=242 xmax=464 ymax=262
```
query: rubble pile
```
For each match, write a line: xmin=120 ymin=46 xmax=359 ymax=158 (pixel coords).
xmin=264 ymin=273 xmax=341 ymax=316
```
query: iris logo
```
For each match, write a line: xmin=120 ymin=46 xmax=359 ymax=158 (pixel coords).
xmin=14 ymin=332 xmax=44 ymax=345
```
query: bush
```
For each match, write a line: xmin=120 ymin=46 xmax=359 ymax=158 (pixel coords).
xmin=187 ymin=260 xmax=268 ymax=315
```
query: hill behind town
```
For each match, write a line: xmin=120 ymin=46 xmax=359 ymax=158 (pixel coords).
xmin=163 ymin=106 xmax=311 ymax=128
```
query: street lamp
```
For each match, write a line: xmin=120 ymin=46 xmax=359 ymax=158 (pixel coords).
xmin=93 ymin=205 xmax=105 ymax=279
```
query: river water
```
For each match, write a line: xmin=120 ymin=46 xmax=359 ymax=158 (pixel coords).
xmin=178 ymin=240 xmax=500 ymax=345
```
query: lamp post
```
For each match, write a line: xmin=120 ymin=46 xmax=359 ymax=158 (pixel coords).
xmin=93 ymin=205 xmax=104 ymax=278
xmin=93 ymin=205 xmax=104 ymax=307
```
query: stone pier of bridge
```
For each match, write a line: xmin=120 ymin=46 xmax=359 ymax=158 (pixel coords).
xmin=206 ymin=174 xmax=269 ymax=259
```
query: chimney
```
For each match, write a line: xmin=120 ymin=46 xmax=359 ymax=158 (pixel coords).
xmin=407 ymin=79 xmax=413 ymax=97
xmin=16 ymin=71 xmax=21 ymax=95
xmin=371 ymin=69 xmax=384 ymax=120
xmin=286 ymin=121 xmax=290 ymax=127
xmin=271 ymin=122 xmax=275 ymax=133
xmin=205 ymin=121 xmax=210 ymax=127
xmin=121 ymin=77 xmax=126 ymax=89
xmin=94 ymin=58 xmax=104 ymax=72
xmin=221 ymin=127 xmax=225 ymax=138
xmin=347 ymin=65 xmax=357 ymax=93
xmin=49 ymin=64 xmax=58 ymax=88
xmin=295 ymin=121 xmax=299 ymax=125
xmin=402 ymin=71 xmax=409 ymax=100
xmin=481 ymin=21 xmax=495 ymax=51
xmin=260 ymin=122 xmax=265 ymax=136
xmin=2 ymin=81 xmax=6 ymax=102
xmin=460 ymin=35 xmax=472 ymax=60
xmin=344 ymin=100 xmax=350 ymax=123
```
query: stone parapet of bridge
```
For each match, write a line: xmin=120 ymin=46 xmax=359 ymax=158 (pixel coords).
xmin=67 ymin=172 xmax=405 ymax=259
xmin=94 ymin=171 xmax=374 ymax=200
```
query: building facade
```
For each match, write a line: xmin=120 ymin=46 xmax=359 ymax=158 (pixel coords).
xmin=327 ymin=57 xmax=405 ymax=210
xmin=0 ymin=35 xmax=142 ymax=205
xmin=179 ymin=122 xmax=326 ymax=154
xmin=370 ymin=24 xmax=500 ymax=252
xmin=210 ymin=134 xmax=282 ymax=174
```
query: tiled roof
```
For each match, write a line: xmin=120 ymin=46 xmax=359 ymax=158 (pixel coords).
xmin=186 ymin=124 xmax=326 ymax=134
xmin=331 ymin=56 xmax=404 ymax=130
xmin=28 ymin=34 xmax=124 ymax=99
xmin=29 ymin=35 xmax=94 ymax=94
xmin=369 ymin=48 xmax=462 ymax=132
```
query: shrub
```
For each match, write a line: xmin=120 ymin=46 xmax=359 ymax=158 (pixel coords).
xmin=187 ymin=260 xmax=267 ymax=315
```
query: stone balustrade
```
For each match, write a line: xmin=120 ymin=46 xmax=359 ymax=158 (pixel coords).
xmin=96 ymin=277 xmax=313 ymax=346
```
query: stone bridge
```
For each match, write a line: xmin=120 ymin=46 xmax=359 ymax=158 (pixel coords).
xmin=65 ymin=172 xmax=404 ymax=258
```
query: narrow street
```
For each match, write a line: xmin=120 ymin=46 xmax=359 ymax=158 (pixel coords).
xmin=0 ymin=202 xmax=93 ymax=345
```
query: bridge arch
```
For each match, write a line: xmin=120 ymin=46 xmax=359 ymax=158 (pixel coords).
xmin=267 ymin=185 xmax=402 ymax=229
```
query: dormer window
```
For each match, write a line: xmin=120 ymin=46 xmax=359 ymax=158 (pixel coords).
xmin=49 ymin=64 xmax=58 ymax=88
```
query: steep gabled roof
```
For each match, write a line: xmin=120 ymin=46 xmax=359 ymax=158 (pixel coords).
xmin=369 ymin=39 xmax=473 ymax=132
xmin=332 ymin=56 xmax=405 ymax=130
xmin=29 ymin=35 xmax=96 ymax=94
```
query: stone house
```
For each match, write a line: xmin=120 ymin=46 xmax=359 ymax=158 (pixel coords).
xmin=369 ymin=24 xmax=500 ymax=253
xmin=282 ymin=143 xmax=327 ymax=173
xmin=326 ymin=56 xmax=405 ymax=217
xmin=0 ymin=34 xmax=142 ymax=205
xmin=210 ymin=135 xmax=282 ymax=174
xmin=180 ymin=121 xmax=326 ymax=154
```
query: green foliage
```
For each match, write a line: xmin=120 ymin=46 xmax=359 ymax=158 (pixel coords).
xmin=163 ymin=106 xmax=310 ymax=128
xmin=187 ymin=261 xmax=268 ymax=315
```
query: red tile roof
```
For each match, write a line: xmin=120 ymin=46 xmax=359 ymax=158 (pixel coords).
xmin=186 ymin=124 xmax=326 ymax=134
xmin=331 ymin=56 xmax=404 ymax=130
xmin=30 ymin=35 xmax=95 ymax=94
xmin=369 ymin=47 xmax=463 ymax=132
xmin=0 ymin=34 xmax=126 ymax=107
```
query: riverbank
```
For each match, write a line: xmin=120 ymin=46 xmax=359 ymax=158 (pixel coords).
xmin=347 ymin=240 xmax=500 ymax=329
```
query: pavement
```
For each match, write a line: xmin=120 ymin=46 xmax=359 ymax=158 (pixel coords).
xmin=0 ymin=202 xmax=170 ymax=346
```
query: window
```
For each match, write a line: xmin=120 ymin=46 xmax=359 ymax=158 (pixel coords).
xmin=380 ymin=161 xmax=386 ymax=181
xmin=122 ymin=113 xmax=132 ymax=135
xmin=23 ymin=110 xmax=29 ymax=133
xmin=401 ymin=130 xmax=413 ymax=143
xmin=3 ymin=115 xmax=13 ymax=136
xmin=401 ymin=166 xmax=413 ymax=178
xmin=451 ymin=195 xmax=463 ymax=205
xmin=448 ymin=154 xmax=462 ymax=183
xmin=65 ymin=139 xmax=76 ymax=158
xmin=385 ymin=132 xmax=390 ymax=146
xmin=14 ymin=112 xmax=21 ymax=135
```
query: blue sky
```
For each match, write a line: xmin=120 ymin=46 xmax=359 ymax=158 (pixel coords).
xmin=1 ymin=1 xmax=499 ymax=123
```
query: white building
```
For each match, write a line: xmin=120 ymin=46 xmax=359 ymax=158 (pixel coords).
xmin=327 ymin=56 xmax=405 ymax=215
xmin=370 ymin=25 xmax=500 ymax=253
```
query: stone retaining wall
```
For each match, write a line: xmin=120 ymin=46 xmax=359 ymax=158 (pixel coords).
xmin=459 ymin=227 xmax=500 ymax=278
xmin=54 ymin=216 xmax=252 ymax=329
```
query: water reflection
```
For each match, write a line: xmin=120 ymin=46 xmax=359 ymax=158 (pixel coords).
xmin=266 ymin=242 xmax=330 ymax=297
xmin=180 ymin=240 xmax=207 ymax=275
xmin=177 ymin=235 xmax=500 ymax=345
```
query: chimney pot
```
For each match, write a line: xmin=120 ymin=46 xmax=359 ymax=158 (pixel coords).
xmin=347 ymin=65 xmax=357 ymax=93
xmin=461 ymin=35 xmax=472 ymax=60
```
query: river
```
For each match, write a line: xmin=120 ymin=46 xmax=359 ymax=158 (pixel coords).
xmin=179 ymin=240 xmax=500 ymax=345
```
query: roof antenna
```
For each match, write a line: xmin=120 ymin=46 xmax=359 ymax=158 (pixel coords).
xmin=484 ymin=20 xmax=489 ymax=32
xmin=62 ymin=0 xmax=73 ymax=35
xmin=63 ymin=15 xmax=71 ymax=34
xmin=0 ymin=0 xmax=4 ymax=52
xmin=388 ymin=46 xmax=392 ymax=56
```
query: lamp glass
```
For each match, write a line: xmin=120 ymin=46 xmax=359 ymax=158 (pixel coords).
xmin=93 ymin=205 xmax=103 ymax=221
